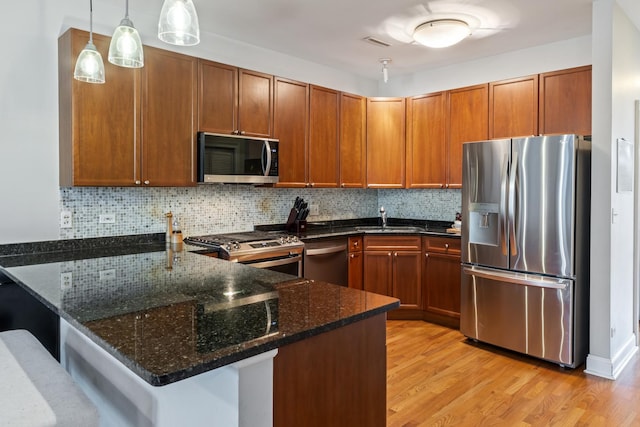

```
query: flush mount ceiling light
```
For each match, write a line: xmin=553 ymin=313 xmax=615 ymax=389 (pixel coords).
xmin=74 ymin=0 xmax=105 ymax=83
xmin=109 ymin=0 xmax=144 ymax=68
xmin=380 ymin=59 xmax=391 ymax=83
xmin=413 ymin=19 xmax=471 ymax=48
xmin=158 ymin=0 xmax=200 ymax=46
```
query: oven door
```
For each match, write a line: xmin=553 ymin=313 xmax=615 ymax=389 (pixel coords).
xmin=231 ymin=249 xmax=303 ymax=277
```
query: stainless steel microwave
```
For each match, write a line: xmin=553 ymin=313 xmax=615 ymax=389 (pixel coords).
xmin=197 ymin=132 xmax=279 ymax=184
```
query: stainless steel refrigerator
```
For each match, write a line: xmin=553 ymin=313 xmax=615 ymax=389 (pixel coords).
xmin=460 ymin=134 xmax=590 ymax=368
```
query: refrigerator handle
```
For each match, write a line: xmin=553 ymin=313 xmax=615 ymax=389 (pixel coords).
xmin=508 ymin=151 xmax=518 ymax=256
xmin=462 ymin=266 xmax=569 ymax=290
xmin=500 ymin=154 xmax=509 ymax=256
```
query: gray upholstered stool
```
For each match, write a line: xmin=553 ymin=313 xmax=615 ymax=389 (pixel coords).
xmin=0 ymin=329 xmax=99 ymax=426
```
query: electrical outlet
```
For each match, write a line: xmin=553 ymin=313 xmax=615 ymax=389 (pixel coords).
xmin=99 ymin=213 xmax=116 ymax=224
xmin=309 ymin=204 xmax=319 ymax=216
xmin=99 ymin=269 xmax=116 ymax=281
xmin=60 ymin=211 xmax=72 ymax=228
xmin=61 ymin=272 xmax=72 ymax=289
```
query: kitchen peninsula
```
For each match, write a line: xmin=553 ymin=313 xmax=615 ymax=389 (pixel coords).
xmin=0 ymin=237 xmax=398 ymax=426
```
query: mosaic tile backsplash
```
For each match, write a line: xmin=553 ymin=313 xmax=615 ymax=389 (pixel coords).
xmin=59 ymin=186 xmax=461 ymax=239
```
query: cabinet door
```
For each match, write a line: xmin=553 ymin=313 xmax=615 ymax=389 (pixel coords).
xmin=539 ymin=65 xmax=591 ymax=135
xmin=406 ymin=92 xmax=447 ymax=188
xmin=238 ymin=69 xmax=273 ymax=137
xmin=59 ymin=29 xmax=139 ymax=186
xmin=198 ymin=60 xmax=237 ymax=134
xmin=363 ymin=251 xmax=392 ymax=296
xmin=340 ymin=93 xmax=366 ymax=188
xmin=366 ymin=97 xmax=406 ymax=188
xmin=348 ymin=251 xmax=363 ymax=290
xmin=141 ymin=46 xmax=197 ymax=186
xmin=273 ymin=77 xmax=308 ymax=187
xmin=424 ymin=252 xmax=461 ymax=318
xmin=447 ymin=84 xmax=488 ymax=188
xmin=308 ymin=85 xmax=340 ymax=187
xmin=392 ymin=251 xmax=422 ymax=310
xmin=489 ymin=75 xmax=539 ymax=139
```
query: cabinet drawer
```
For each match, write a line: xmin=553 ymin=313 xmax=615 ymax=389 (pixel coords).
xmin=364 ymin=236 xmax=421 ymax=251
xmin=423 ymin=236 xmax=461 ymax=255
xmin=348 ymin=236 xmax=363 ymax=252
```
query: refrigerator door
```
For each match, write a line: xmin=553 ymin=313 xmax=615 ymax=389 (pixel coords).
xmin=461 ymin=139 xmax=511 ymax=269
xmin=509 ymin=135 xmax=576 ymax=277
xmin=460 ymin=265 xmax=575 ymax=366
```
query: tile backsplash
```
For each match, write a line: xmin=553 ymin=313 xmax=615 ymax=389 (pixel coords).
xmin=59 ymin=186 xmax=461 ymax=239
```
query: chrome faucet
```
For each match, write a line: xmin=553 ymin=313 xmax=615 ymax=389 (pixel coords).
xmin=380 ymin=206 xmax=387 ymax=229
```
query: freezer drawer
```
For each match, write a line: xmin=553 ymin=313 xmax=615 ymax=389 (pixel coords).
xmin=460 ymin=265 xmax=575 ymax=367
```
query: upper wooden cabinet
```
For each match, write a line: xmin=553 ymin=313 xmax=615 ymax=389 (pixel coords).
xmin=198 ymin=60 xmax=273 ymax=137
xmin=308 ymin=85 xmax=340 ymax=188
xmin=339 ymin=93 xmax=366 ymax=188
xmin=366 ymin=97 xmax=406 ymax=188
xmin=273 ymin=77 xmax=309 ymax=187
xmin=539 ymin=65 xmax=592 ymax=135
xmin=489 ymin=75 xmax=539 ymax=139
xmin=406 ymin=92 xmax=447 ymax=188
xmin=58 ymin=28 xmax=196 ymax=187
xmin=447 ymin=84 xmax=489 ymax=188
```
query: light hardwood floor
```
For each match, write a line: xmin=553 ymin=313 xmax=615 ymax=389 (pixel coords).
xmin=386 ymin=320 xmax=640 ymax=426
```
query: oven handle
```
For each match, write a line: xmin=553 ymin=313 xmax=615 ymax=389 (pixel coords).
xmin=245 ymin=255 xmax=301 ymax=269
xmin=305 ymin=244 xmax=347 ymax=256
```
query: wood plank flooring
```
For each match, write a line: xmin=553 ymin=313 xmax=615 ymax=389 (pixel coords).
xmin=386 ymin=320 xmax=640 ymax=426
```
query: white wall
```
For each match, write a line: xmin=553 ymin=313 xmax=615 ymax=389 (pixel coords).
xmin=585 ymin=0 xmax=640 ymax=379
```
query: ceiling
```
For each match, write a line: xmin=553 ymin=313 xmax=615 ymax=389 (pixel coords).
xmin=124 ymin=0 xmax=594 ymax=80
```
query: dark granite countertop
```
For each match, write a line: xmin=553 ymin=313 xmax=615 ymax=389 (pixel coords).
xmin=0 ymin=237 xmax=399 ymax=386
xmin=255 ymin=217 xmax=462 ymax=240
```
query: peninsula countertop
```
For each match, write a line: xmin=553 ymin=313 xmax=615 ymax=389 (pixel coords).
xmin=0 ymin=244 xmax=399 ymax=386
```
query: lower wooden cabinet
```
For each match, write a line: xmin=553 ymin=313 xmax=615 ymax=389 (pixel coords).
xmin=363 ymin=236 xmax=422 ymax=313
xmin=423 ymin=237 xmax=461 ymax=327
xmin=348 ymin=237 xmax=363 ymax=289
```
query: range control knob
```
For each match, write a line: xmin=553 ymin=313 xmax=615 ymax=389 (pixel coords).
xmin=225 ymin=243 xmax=232 ymax=251
xmin=279 ymin=236 xmax=286 ymax=244
xmin=291 ymin=236 xmax=299 ymax=242
xmin=233 ymin=241 xmax=240 ymax=250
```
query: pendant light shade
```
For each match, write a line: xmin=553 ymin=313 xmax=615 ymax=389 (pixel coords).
xmin=158 ymin=0 xmax=200 ymax=46
xmin=74 ymin=0 xmax=105 ymax=83
xmin=413 ymin=19 xmax=471 ymax=49
xmin=109 ymin=0 xmax=144 ymax=68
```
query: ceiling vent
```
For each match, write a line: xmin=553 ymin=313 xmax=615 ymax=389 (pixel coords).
xmin=362 ymin=36 xmax=392 ymax=48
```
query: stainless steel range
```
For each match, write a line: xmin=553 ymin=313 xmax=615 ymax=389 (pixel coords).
xmin=185 ymin=231 xmax=304 ymax=277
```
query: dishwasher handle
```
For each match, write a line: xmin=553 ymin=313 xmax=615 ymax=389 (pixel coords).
xmin=305 ymin=244 xmax=347 ymax=256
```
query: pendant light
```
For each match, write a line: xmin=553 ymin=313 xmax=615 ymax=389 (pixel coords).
xmin=74 ymin=0 xmax=106 ymax=83
xmin=158 ymin=0 xmax=200 ymax=46
xmin=108 ymin=0 xmax=144 ymax=68
xmin=380 ymin=59 xmax=391 ymax=83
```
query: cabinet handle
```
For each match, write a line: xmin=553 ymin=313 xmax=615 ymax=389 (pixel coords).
xmin=439 ymin=184 xmax=444 ymax=188
xmin=341 ymin=183 xmax=345 ymax=188
xmin=388 ymin=252 xmax=392 ymax=257
xmin=310 ymin=183 xmax=315 ymax=188
xmin=135 ymin=180 xmax=141 ymax=185
xmin=350 ymin=253 xmax=355 ymax=259
xmin=445 ymin=184 xmax=449 ymax=188
xmin=425 ymin=253 xmax=429 ymax=258
xmin=445 ymin=243 xmax=449 ymax=249
xmin=144 ymin=180 xmax=150 ymax=185
xmin=353 ymin=241 xmax=358 ymax=247
xmin=240 ymin=130 xmax=245 ymax=135
xmin=393 ymin=252 xmax=398 ymax=257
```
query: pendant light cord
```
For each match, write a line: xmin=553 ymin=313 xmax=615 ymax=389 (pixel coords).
xmin=125 ymin=0 xmax=130 ymax=19
xmin=89 ymin=0 xmax=94 ymax=43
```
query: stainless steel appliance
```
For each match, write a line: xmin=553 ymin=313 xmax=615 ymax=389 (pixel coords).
xmin=302 ymin=237 xmax=348 ymax=286
xmin=197 ymin=132 xmax=279 ymax=184
xmin=460 ymin=134 xmax=591 ymax=368
xmin=185 ymin=231 xmax=303 ymax=277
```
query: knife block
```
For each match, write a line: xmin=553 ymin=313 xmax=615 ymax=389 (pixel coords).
xmin=293 ymin=220 xmax=307 ymax=234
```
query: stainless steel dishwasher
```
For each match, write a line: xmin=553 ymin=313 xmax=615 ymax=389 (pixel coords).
xmin=302 ymin=237 xmax=348 ymax=286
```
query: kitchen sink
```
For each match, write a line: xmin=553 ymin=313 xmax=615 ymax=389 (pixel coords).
xmin=355 ymin=226 xmax=426 ymax=233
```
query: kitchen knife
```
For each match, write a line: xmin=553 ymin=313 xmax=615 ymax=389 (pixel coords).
xmin=300 ymin=208 xmax=309 ymax=220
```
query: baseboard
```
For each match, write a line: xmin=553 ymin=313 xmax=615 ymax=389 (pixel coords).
xmin=584 ymin=334 xmax=638 ymax=379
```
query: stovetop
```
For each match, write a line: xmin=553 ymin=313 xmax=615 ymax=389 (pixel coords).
xmin=184 ymin=230 xmax=303 ymax=258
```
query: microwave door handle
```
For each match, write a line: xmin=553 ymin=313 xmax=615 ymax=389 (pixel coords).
xmin=262 ymin=141 xmax=272 ymax=176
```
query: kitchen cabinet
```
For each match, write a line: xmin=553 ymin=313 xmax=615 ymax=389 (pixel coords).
xmin=348 ymin=236 xmax=363 ymax=290
xmin=339 ymin=92 xmax=367 ymax=188
xmin=59 ymin=28 xmax=196 ymax=187
xmin=539 ymin=65 xmax=592 ymax=135
xmin=363 ymin=236 xmax=421 ymax=313
xmin=308 ymin=85 xmax=340 ymax=187
xmin=423 ymin=237 xmax=461 ymax=326
xmin=447 ymin=84 xmax=489 ymax=188
xmin=406 ymin=92 xmax=447 ymax=188
xmin=273 ymin=77 xmax=309 ymax=187
xmin=199 ymin=60 xmax=273 ymax=137
xmin=489 ymin=75 xmax=539 ymax=139
xmin=366 ymin=97 xmax=406 ymax=188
